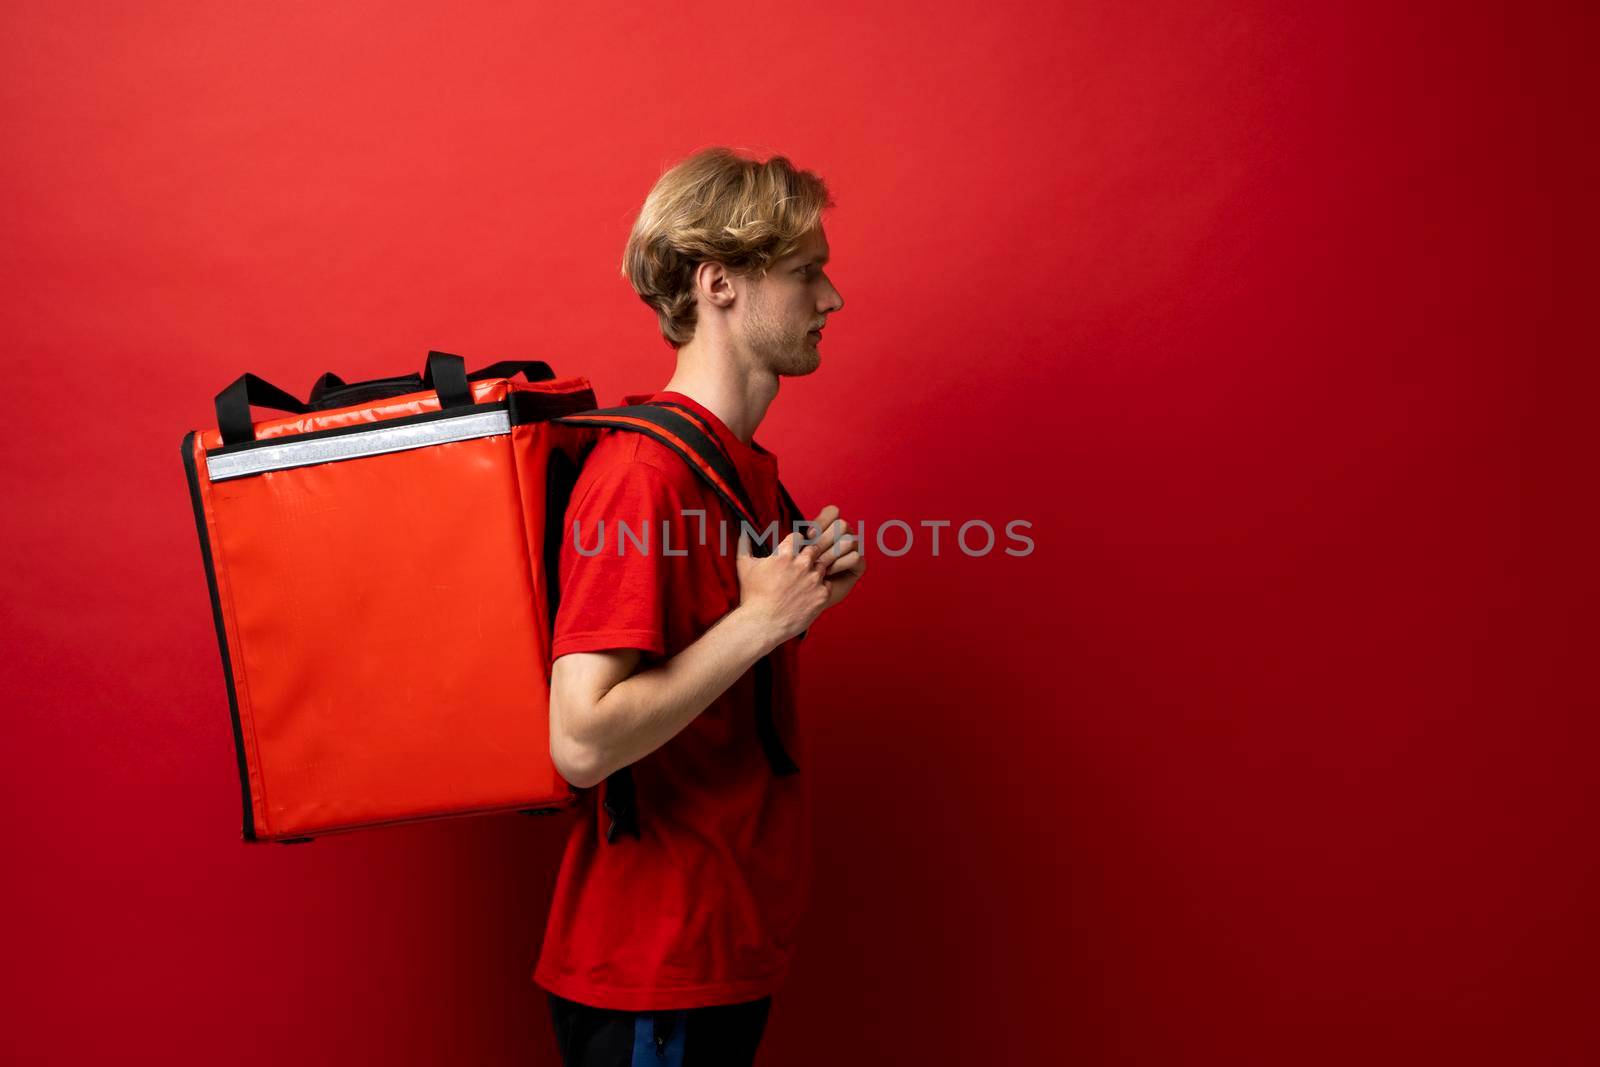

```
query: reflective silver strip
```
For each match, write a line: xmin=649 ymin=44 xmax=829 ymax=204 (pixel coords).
xmin=205 ymin=409 xmax=511 ymax=481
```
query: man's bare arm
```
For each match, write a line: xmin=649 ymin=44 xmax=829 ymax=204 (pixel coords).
xmin=549 ymin=515 xmax=861 ymax=789
xmin=549 ymin=606 xmax=778 ymax=788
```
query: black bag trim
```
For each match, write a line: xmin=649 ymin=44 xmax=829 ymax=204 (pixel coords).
xmin=543 ymin=447 xmax=581 ymax=627
xmin=205 ymin=400 xmax=511 ymax=458
xmin=208 ymin=383 xmax=596 ymax=462
xmin=180 ymin=431 xmax=258 ymax=841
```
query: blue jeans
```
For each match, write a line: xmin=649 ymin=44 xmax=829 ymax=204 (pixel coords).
xmin=547 ymin=991 xmax=772 ymax=1066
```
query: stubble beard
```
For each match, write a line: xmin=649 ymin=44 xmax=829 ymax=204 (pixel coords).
xmin=744 ymin=287 xmax=820 ymax=377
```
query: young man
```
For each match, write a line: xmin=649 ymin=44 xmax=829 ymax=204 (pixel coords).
xmin=534 ymin=147 xmax=864 ymax=1065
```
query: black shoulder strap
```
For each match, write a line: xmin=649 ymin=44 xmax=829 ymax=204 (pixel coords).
xmin=554 ymin=403 xmax=769 ymax=550
xmin=653 ymin=399 xmax=808 ymax=544
xmin=555 ymin=401 xmax=800 ymax=844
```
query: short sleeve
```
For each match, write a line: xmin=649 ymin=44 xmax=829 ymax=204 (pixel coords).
xmin=551 ymin=447 xmax=683 ymax=659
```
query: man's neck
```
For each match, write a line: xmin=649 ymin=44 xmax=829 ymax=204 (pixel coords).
xmin=660 ymin=353 xmax=779 ymax=446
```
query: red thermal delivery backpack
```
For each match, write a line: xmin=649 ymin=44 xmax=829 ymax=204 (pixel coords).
xmin=181 ymin=351 xmax=801 ymax=844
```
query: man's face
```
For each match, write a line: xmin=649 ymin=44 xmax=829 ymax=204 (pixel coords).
xmin=737 ymin=226 xmax=843 ymax=377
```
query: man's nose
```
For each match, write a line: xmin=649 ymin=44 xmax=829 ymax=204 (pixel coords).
xmin=820 ymin=280 xmax=843 ymax=314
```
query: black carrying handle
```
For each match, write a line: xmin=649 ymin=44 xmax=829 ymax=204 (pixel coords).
xmin=308 ymin=359 xmax=553 ymax=410
xmin=308 ymin=371 xmax=348 ymax=402
xmin=468 ymin=359 xmax=555 ymax=384
xmin=215 ymin=374 xmax=312 ymax=447
xmin=422 ymin=352 xmax=557 ymax=409
xmin=308 ymin=371 xmax=421 ymax=410
xmin=422 ymin=351 xmax=473 ymax=409
xmin=219 ymin=354 xmax=557 ymax=443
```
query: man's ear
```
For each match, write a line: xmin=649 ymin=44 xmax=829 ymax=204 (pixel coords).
xmin=695 ymin=260 xmax=737 ymax=309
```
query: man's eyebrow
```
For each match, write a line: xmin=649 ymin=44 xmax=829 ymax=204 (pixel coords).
xmin=800 ymin=252 xmax=830 ymax=266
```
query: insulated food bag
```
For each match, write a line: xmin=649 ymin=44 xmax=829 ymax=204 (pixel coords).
xmin=181 ymin=352 xmax=599 ymax=842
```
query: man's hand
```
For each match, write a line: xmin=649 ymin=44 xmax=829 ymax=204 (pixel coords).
xmin=551 ymin=504 xmax=868 ymax=789
xmin=735 ymin=526 xmax=831 ymax=649
xmin=801 ymin=504 xmax=866 ymax=612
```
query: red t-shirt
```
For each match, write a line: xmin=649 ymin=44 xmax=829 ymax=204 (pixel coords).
xmin=532 ymin=390 xmax=811 ymax=1012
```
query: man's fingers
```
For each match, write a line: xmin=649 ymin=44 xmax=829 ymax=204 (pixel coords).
xmin=816 ymin=524 xmax=857 ymax=563
xmin=829 ymin=527 xmax=859 ymax=557
xmin=825 ymin=549 xmax=861 ymax=576
xmin=819 ymin=519 xmax=848 ymax=554
xmin=801 ymin=513 xmax=852 ymax=557
xmin=749 ymin=527 xmax=849 ymax=569
xmin=802 ymin=506 xmax=842 ymax=548
xmin=808 ymin=505 xmax=841 ymax=528
xmin=774 ymin=531 xmax=815 ymax=570
xmin=779 ymin=508 xmax=859 ymax=567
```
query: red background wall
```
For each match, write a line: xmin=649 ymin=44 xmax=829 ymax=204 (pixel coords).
xmin=2 ymin=2 xmax=1590 ymax=1063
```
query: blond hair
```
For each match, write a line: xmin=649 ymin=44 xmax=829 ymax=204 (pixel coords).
xmin=622 ymin=147 xmax=835 ymax=347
